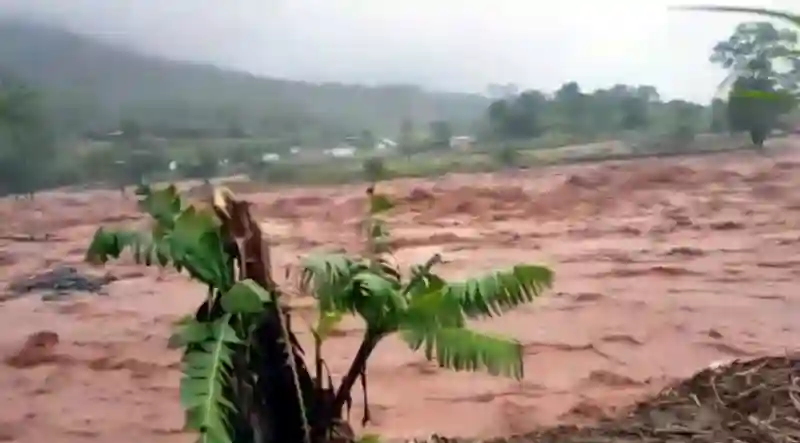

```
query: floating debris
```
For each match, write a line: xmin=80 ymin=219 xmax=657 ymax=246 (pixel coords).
xmin=4 ymin=266 xmax=116 ymax=301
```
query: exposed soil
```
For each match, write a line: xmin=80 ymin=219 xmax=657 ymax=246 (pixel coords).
xmin=2 ymin=141 xmax=800 ymax=443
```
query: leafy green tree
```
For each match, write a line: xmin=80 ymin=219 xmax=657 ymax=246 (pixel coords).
xmin=487 ymin=91 xmax=547 ymax=139
xmin=117 ymin=141 xmax=168 ymax=187
xmin=400 ymin=118 xmax=414 ymax=143
xmin=710 ymin=98 xmax=729 ymax=133
xmin=727 ymin=74 xmax=794 ymax=146
xmin=79 ymin=145 xmax=119 ymax=184
xmin=512 ymin=91 xmax=548 ymax=137
xmin=362 ymin=157 xmax=387 ymax=182
xmin=487 ymin=99 xmax=512 ymax=137
xmin=710 ymin=21 xmax=798 ymax=89
xmin=226 ymin=120 xmax=247 ymax=138
xmin=111 ymin=119 xmax=169 ymax=188
xmin=230 ymin=144 xmax=254 ymax=165
xmin=700 ymin=13 xmax=799 ymax=146
xmin=359 ymin=129 xmax=376 ymax=150
xmin=182 ymin=147 xmax=220 ymax=182
xmin=120 ymin=118 xmax=143 ymax=140
xmin=492 ymin=144 xmax=520 ymax=168
xmin=399 ymin=118 xmax=416 ymax=159
xmin=553 ymin=82 xmax=588 ymax=134
xmin=428 ymin=120 xmax=453 ymax=148
xmin=620 ymin=95 xmax=649 ymax=130
xmin=0 ymin=76 xmax=57 ymax=197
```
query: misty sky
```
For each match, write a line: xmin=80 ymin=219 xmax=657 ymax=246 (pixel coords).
xmin=2 ymin=0 xmax=797 ymax=103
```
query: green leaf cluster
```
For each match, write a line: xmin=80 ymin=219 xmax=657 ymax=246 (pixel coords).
xmin=84 ymin=184 xmax=556 ymax=442
xmin=85 ymin=184 xmax=275 ymax=443
xmin=86 ymin=184 xmax=234 ymax=290
xmin=302 ymin=190 xmax=554 ymax=380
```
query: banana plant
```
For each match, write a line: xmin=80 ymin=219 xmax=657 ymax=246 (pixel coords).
xmin=85 ymin=183 xmax=555 ymax=442
xmin=301 ymin=186 xmax=554 ymax=433
xmin=86 ymin=184 xmax=301 ymax=443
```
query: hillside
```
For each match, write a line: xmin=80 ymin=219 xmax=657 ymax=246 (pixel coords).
xmin=0 ymin=20 xmax=489 ymax=140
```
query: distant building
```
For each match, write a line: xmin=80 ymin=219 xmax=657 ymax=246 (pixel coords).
xmin=261 ymin=152 xmax=281 ymax=162
xmin=374 ymin=138 xmax=398 ymax=151
xmin=449 ymin=135 xmax=475 ymax=151
xmin=324 ymin=145 xmax=357 ymax=158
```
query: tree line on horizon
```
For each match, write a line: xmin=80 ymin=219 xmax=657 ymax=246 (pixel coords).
xmin=0 ymin=16 xmax=797 ymax=196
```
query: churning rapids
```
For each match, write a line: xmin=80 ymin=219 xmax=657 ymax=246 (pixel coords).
xmin=2 ymin=140 xmax=800 ymax=443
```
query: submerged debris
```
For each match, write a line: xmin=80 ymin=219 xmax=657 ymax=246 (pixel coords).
xmin=5 ymin=266 xmax=116 ymax=300
xmin=4 ymin=330 xmax=61 ymax=368
xmin=410 ymin=355 xmax=800 ymax=443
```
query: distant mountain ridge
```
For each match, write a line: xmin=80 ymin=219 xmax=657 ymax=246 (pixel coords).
xmin=0 ymin=20 xmax=489 ymax=138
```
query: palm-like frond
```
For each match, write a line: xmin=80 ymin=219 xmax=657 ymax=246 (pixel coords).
xmin=86 ymin=228 xmax=171 ymax=267
xmin=173 ymin=280 xmax=274 ymax=443
xmin=351 ymin=271 xmax=406 ymax=329
xmin=396 ymin=265 xmax=547 ymax=380
xmin=135 ymin=183 xmax=183 ymax=230
xmin=301 ymin=253 xmax=365 ymax=313
xmin=296 ymin=187 xmax=556 ymax=433
xmin=168 ymin=206 xmax=230 ymax=288
xmin=404 ymin=253 xmax=445 ymax=296
xmin=301 ymin=254 xmax=408 ymax=329
xmin=85 ymin=184 xmax=232 ymax=289
xmin=86 ymin=184 xmax=315 ymax=443
xmin=178 ymin=314 xmax=239 ymax=443
xmin=446 ymin=265 xmax=553 ymax=318
xmin=675 ymin=5 xmax=800 ymax=28
xmin=302 ymin=204 xmax=553 ymax=381
xmin=401 ymin=326 xmax=524 ymax=379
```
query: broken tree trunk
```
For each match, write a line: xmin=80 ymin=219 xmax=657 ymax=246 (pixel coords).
xmin=208 ymin=188 xmax=321 ymax=443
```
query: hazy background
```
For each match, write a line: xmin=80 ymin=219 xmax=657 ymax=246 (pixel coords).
xmin=2 ymin=0 xmax=796 ymax=101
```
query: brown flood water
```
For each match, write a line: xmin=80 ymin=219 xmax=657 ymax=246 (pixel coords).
xmin=2 ymin=142 xmax=800 ymax=442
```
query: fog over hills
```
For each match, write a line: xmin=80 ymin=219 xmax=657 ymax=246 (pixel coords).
xmin=4 ymin=0 xmax=793 ymax=101
xmin=0 ymin=19 xmax=490 ymax=136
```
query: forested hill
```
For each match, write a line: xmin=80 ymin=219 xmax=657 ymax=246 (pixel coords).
xmin=0 ymin=20 xmax=489 ymax=140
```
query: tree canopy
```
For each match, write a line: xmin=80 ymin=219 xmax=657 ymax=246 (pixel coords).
xmin=0 ymin=13 xmax=798 ymax=196
xmin=0 ymin=74 xmax=57 ymax=195
xmin=0 ymin=21 xmax=487 ymax=142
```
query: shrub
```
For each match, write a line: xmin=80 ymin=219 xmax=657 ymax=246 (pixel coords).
xmin=84 ymin=184 xmax=554 ymax=443
xmin=180 ymin=147 xmax=220 ymax=180
xmin=493 ymin=144 xmax=520 ymax=167
xmin=362 ymin=157 xmax=387 ymax=182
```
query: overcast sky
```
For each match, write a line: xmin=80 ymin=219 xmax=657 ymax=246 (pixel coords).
xmin=2 ymin=0 xmax=797 ymax=103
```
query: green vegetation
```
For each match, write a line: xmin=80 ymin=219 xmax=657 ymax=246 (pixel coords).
xmin=0 ymin=74 xmax=57 ymax=196
xmin=0 ymin=21 xmax=485 ymax=142
xmin=362 ymin=157 xmax=388 ymax=182
xmin=20 ymin=5 xmax=800 ymax=443
xmin=84 ymin=184 xmax=553 ymax=443
xmin=669 ymin=7 xmax=799 ymax=148
xmin=0 ymin=12 xmax=797 ymax=196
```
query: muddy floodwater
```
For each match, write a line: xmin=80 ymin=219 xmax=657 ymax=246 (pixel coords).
xmin=2 ymin=143 xmax=800 ymax=443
